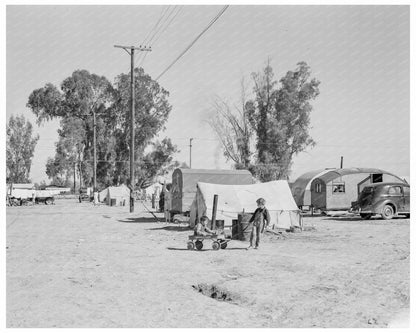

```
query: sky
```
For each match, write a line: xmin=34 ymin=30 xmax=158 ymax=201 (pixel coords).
xmin=5 ymin=4 xmax=411 ymax=183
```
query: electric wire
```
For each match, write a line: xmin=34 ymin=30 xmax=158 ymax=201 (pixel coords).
xmin=155 ymin=5 xmax=229 ymax=81
xmin=138 ymin=6 xmax=183 ymax=69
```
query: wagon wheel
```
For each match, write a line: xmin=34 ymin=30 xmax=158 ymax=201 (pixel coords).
xmin=187 ymin=241 xmax=195 ymax=250
xmin=212 ymin=241 xmax=220 ymax=251
xmin=195 ymin=240 xmax=203 ymax=251
xmin=381 ymin=204 xmax=394 ymax=220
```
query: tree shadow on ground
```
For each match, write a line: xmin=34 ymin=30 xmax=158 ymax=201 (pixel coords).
xmin=117 ymin=217 xmax=160 ymax=223
xmin=147 ymin=225 xmax=191 ymax=232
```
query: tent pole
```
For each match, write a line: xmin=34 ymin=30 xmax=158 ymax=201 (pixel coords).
xmin=211 ymin=194 xmax=218 ymax=230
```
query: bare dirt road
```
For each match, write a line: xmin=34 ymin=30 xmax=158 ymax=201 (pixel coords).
xmin=6 ymin=200 xmax=410 ymax=328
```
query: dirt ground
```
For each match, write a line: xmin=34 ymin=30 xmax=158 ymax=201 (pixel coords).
xmin=6 ymin=199 xmax=410 ymax=328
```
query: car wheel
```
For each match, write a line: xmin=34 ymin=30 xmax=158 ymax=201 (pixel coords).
xmin=381 ymin=204 xmax=395 ymax=220
xmin=360 ymin=213 xmax=372 ymax=220
xmin=45 ymin=198 xmax=53 ymax=205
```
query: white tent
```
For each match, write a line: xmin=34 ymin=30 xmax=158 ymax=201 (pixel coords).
xmin=98 ymin=184 xmax=130 ymax=206
xmin=190 ymin=180 xmax=302 ymax=229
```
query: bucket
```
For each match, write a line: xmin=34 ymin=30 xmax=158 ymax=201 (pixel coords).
xmin=215 ymin=220 xmax=224 ymax=230
xmin=238 ymin=213 xmax=253 ymax=241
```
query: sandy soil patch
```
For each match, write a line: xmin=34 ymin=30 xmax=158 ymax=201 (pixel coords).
xmin=6 ymin=200 xmax=410 ymax=327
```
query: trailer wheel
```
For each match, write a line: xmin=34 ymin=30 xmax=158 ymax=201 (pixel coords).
xmin=220 ymin=240 xmax=228 ymax=249
xmin=360 ymin=213 xmax=372 ymax=220
xmin=45 ymin=197 xmax=53 ymax=205
xmin=212 ymin=241 xmax=220 ymax=251
xmin=195 ymin=240 xmax=203 ymax=251
xmin=187 ymin=241 xmax=195 ymax=250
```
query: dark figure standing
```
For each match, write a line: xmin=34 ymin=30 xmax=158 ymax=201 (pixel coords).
xmin=159 ymin=191 xmax=165 ymax=212
xmin=247 ymin=198 xmax=270 ymax=250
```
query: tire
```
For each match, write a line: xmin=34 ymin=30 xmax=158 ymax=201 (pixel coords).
xmin=45 ymin=198 xmax=53 ymax=205
xmin=212 ymin=241 xmax=220 ymax=251
xmin=381 ymin=204 xmax=395 ymax=220
xmin=195 ymin=240 xmax=203 ymax=251
xmin=360 ymin=213 xmax=373 ymax=220
xmin=220 ymin=240 xmax=228 ymax=249
xmin=187 ymin=241 xmax=195 ymax=250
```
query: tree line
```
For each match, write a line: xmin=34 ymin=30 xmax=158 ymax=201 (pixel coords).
xmin=7 ymin=60 xmax=320 ymax=187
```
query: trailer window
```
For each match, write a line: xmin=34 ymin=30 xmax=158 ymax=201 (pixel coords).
xmin=314 ymin=183 xmax=322 ymax=193
xmin=371 ymin=174 xmax=383 ymax=183
xmin=332 ymin=184 xmax=345 ymax=193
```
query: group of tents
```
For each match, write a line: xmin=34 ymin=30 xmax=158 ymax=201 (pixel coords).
xmin=100 ymin=169 xmax=302 ymax=230
xmin=168 ymin=168 xmax=302 ymax=230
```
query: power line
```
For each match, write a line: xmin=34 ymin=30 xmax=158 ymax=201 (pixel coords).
xmin=135 ymin=6 xmax=170 ymax=66
xmin=151 ymin=6 xmax=183 ymax=46
xmin=146 ymin=6 xmax=178 ymax=46
xmin=138 ymin=6 xmax=183 ymax=69
xmin=155 ymin=5 xmax=229 ymax=81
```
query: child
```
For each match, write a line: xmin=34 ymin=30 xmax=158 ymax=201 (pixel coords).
xmin=247 ymin=198 xmax=270 ymax=250
xmin=194 ymin=215 xmax=216 ymax=236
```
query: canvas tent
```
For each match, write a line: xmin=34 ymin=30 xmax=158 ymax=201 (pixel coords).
xmin=190 ymin=180 xmax=301 ymax=229
xmin=98 ymin=184 xmax=130 ymax=206
xmin=171 ymin=168 xmax=253 ymax=214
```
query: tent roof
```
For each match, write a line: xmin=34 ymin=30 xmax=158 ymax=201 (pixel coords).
xmin=107 ymin=184 xmax=130 ymax=197
xmin=176 ymin=168 xmax=252 ymax=176
xmin=9 ymin=183 xmax=35 ymax=189
xmin=197 ymin=180 xmax=299 ymax=214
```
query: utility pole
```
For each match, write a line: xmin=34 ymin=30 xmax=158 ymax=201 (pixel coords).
xmin=189 ymin=138 xmax=193 ymax=168
xmin=73 ymin=162 xmax=76 ymax=194
xmin=340 ymin=156 xmax=344 ymax=169
xmin=93 ymin=109 xmax=98 ymax=204
xmin=114 ymin=44 xmax=151 ymax=213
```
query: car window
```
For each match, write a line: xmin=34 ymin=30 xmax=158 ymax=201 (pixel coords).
xmin=387 ymin=186 xmax=402 ymax=195
xmin=362 ymin=187 xmax=374 ymax=193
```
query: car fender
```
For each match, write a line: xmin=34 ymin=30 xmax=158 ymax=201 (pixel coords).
xmin=373 ymin=199 xmax=397 ymax=214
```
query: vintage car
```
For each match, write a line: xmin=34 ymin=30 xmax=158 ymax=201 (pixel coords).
xmin=354 ymin=182 xmax=410 ymax=220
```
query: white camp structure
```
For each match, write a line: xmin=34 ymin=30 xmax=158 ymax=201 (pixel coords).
xmin=98 ymin=184 xmax=130 ymax=206
xmin=190 ymin=180 xmax=302 ymax=229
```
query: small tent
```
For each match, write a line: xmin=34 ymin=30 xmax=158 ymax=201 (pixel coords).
xmin=190 ymin=180 xmax=302 ymax=229
xmin=99 ymin=184 xmax=130 ymax=206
